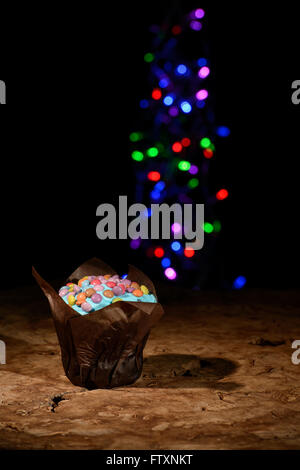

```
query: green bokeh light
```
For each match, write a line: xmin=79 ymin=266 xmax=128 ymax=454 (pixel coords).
xmin=203 ymin=222 xmax=214 ymax=233
xmin=129 ymin=132 xmax=143 ymax=142
xmin=200 ymin=137 xmax=212 ymax=149
xmin=144 ymin=52 xmax=155 ymax=63
xmin=146 ymin=147 xmax=159 ymax=157
xmin=188 ymin=178 xmax=199 ymax=189
xmin=213 ymin=220 xmax=222 ymax=232
xmin=131 ymin=150 xmax=144 ymax=162
xmin=178 ymin=160 xmax=191 ymax=171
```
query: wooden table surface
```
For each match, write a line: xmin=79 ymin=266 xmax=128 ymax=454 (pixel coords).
xmin=1 ymin=284 xmax=300 ymax=449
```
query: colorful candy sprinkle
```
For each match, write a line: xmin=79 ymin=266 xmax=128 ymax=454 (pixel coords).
xmin=68 ymin=295 xmax=76 ymax=306
xmin=112 ymin=285 xmax=124 ymax=296
xmin=103 ymin=289 xmax=114 ymax=298
xmin=85 ymin=288 xmax=96 ymax=298
xmin=140 ymin=285 xmax=149 ymax=295
xmin=59 ymin=273 xmax=156 ymax=314
xmin=81 ymin=302 xmax=93 ymax=312
xmin=90 ymin=279 xmax=101 ymax=286
xmin=91 ymin=293 xmax=102 ymax=303
xmin=106 ymin=281 xmax=116 ymax=288
xmin=131 ymin=282 xmax=140 ymax=290
xmin=132 ymin=289 xmax=144 ymax=297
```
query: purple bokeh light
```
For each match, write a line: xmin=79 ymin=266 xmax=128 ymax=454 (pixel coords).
xmin=196 ymin=89 xmax=208 ymax=101
xmin=164 ymin=267 xmax=177 ymax=280
xmin=198 ymin=66 xmax=210 ymax=79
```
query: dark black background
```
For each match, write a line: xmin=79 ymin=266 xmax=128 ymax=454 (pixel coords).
xmin=0 ymin=1 xmax=299 ymax=290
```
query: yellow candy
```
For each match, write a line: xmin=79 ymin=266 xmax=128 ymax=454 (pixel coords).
xmin=140 ymin=285 xmax=149 ymax=295
xmin=68 ymin=295 xmax=76 ymax=306
xmin=112 ymin=298 xmax=123 ymax=303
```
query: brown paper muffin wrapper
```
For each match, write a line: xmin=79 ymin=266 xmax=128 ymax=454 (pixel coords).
xmin=32 ymin=258 xmax=164 ymax=389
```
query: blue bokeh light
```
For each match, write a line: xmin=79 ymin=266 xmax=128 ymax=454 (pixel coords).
xmin=233 ymin=276 xmax=247 ymax=289
xmin=155 ymin=181 xmax=166 ymax=191
xmin=140 ymin=99 xmax=149 ymax=109
xmin=163 ymin=95 xmax=174 ymax=106
xmin=217 ymin=126 xmax=231 ymax=137
xmin=161 ymin=257 xmax=171 ymax=268
xmin=176 ymin=64 xmax=188 ymax=75
xmin=180 ymin=101 xmax=192 ymax=113
xmin=150 ymin=190 xmax=161 ymax=200
xmin=171 ymin=241 xmax=182 ymax=252
xmin=159 ymin=77 xmax=169 ymax=88
xmin=197 ymin=58 xmax=207 ymax=67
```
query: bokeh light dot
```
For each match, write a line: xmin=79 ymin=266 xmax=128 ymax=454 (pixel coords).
xmin=200 ymin=137 xmax=211 ymax=148
xmin=165 ymin=267 xmax=177 ymax=280
xmin=140 ymin=99 xmax=149 ymax=109
xmin=216 ymin=189 xmax=229 ymax=200
xmin=198 ymin=66 xmax=210 ymax=79
xmin=195 ymin=8 xmax=205 ymax=19
xmin=233 ymin=276 xmax=247 ymax=289
xmin=217 ymin=126 xmax=231 ymax=137
xmin=190 ymin=20 xmax=202 ymax=31
xmin=171 ymin=223 xmax=181 ymax=234
xmin=184 ymin=248 xmax=195 ymax=258
xmin=189 ymin=165 xmax=199 ymax=175
xmin=171 ymin=241 xmax=182 ymax=252
xmin=144 ymin=52 xmax=155 ymax=63
xmin=154 ymin=247 xmax=164 ymax=258
xmin=181 ymin=137 xmax=191 ymax=147
xmin=176 ymin=64 xmax=187 ymax=75
xmin=148 ymin=171 xmax=161 ymax=182
xmin=152 ymin=88 xmax=162 ymax=100
xmin=203 ymin=148 xmax=213 ymax=159
xmin=169 ymin=106 xmax=179 ymax=117
xmin=163 ymin=95 xmax=174 ymax=106
xmin=146 ymin=147 xmax=159 ymax=157
xmin=196 ymin=89 xmax=209 ymax=101
xmin=172 ymin=141 xmax=183 ymax=153
xmin=161 ymin=257 xmax=171 ymax=268
xmin=180 ymin=101 xmax=192 ymax=113
xmin=131 ymin=150 xmax=144 ymax=162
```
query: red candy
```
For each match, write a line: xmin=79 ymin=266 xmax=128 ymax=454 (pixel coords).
xmin=106 ymin=281 xmax=116 ymax=288
xmin=90 ymin=279 xmax=101 ymax=286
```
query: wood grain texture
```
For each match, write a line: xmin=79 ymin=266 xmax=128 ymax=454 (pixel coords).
xmin=0 ymin=284 xmax=300 ymax=449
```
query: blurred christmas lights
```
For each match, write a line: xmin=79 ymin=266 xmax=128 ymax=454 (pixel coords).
xmin=128 ymin=7 xmax=232 ymax=285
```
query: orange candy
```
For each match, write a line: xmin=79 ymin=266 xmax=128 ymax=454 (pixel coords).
xmin=76 ymin=293 xmax=86 ymax=305
xmin=78 ymin=277 xmax=89 ymax=287
xmin=104 ymin=274 xmax=112 ymax=280
xmin=131 ymin=282 xmax=140 ymax=290
xmin=132 ymin=289 xmax=143 ymax=297
xmin=103 ymin=289 xmax=114 ymax=298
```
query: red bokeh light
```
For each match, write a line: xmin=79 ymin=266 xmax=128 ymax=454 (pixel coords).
xmin=152 ymin=88 xmax=162 ymax=100
xmin=181 ymin=137 xmax=191 ymax=147
xmin=172 ymin=25 xmax=182 ymax=35
xmin=146 ymin=247 xmax=155 ymax=258
xmin=148 ymin=171 xmax=161 ymax=182
xmin=203 ymin=148 xmax=213 ymax=159
xmin=216 ymin=189 xmax=229 ymax=201
xmin=172 ymin=142 xmax=183 ymax=153
xmin=184 ymin=248 xmax=195 ymax=258
xmin=154 ymin=247 xmax=165 ymax=258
